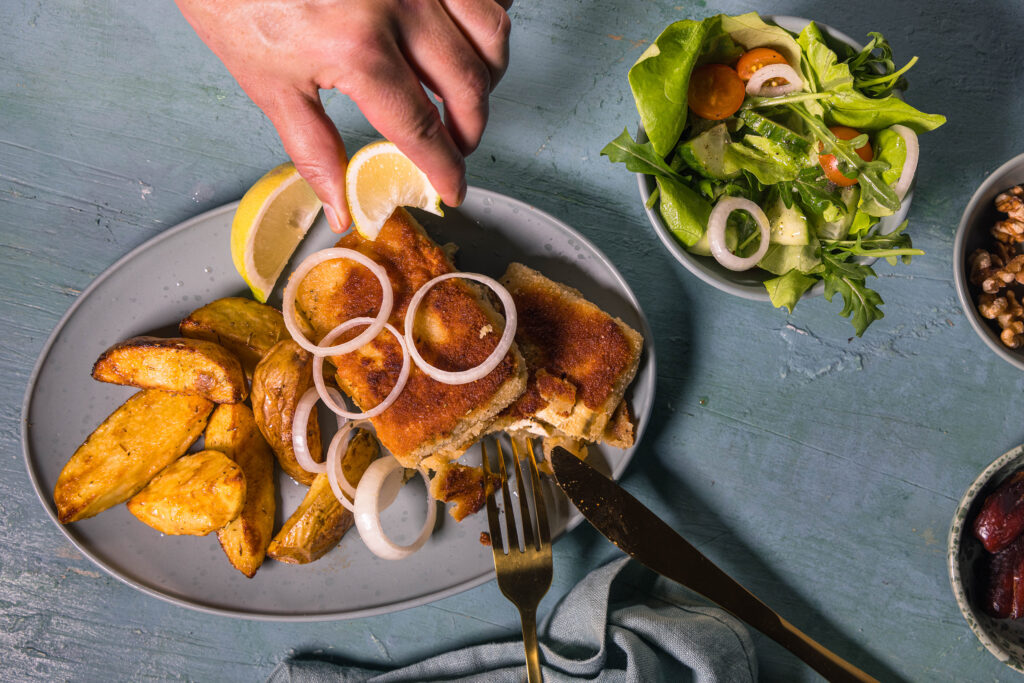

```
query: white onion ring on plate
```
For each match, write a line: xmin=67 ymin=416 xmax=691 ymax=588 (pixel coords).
xmin=403 ymin=272 xmax=517 ymax=385
xmin=745 ymin=63 xmax=803 ymax=97
xmin=325 ymin=419 xmax=360 ymax=511
xmin=707 ymin=197 xmax=771 ymax=271
xmin=281 ymin=248 xmax=394 ymax=357
xmin=312 ymin=317 xmax=411 ymax=420
xmin=291 ymin=386 xmax=348 ymax=475
xmin=353 ymin=456 xmax=437 ymax=560
xmin=889 ymin=124 xmax=920 ymax=201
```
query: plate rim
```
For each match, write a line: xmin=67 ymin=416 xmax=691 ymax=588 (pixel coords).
xmin=21 ymin=188 xmax=656 ymax=621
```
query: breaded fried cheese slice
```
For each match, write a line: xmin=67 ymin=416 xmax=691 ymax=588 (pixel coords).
xmin=495 ymin=263 xmax=643 ymax=444
xmin=295 ymin=208 xmax=527 ymax=468
xmin=92 ymin=336 xmax=247 ymax=403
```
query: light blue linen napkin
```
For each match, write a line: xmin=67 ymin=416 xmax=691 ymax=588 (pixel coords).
xmin=267 ymin=557 xmax=757 ymax=682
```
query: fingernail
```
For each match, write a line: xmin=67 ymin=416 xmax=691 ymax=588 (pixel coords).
xmin=324 ymin=204 xmax=344 ymax=233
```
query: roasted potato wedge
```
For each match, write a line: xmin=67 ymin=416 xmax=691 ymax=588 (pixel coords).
xmin=180 ymin=297 xmax=289 ymax=377
xmin=251 ymin=339 xmax=321 ymax=485
xmin=92 ymin=336 xmax=248 ymax=403
xmin=267 ymin=429 xmax=379 ymax=564
xmin=54 ymin=390 xmax=214 ymax=523
xmin=127 ymin=449 xmax=246 ymax=535
xmin=205 ymin=403 xmax=276 ymax=578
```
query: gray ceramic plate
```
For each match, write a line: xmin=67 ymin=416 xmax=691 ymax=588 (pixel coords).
xmin=21 ymin=187 xmax=655 ymax=620
xmin=948 ymin=443 xmax=1024 ymax=671
xmin=637 ymin=16 xmax=914 ymax=301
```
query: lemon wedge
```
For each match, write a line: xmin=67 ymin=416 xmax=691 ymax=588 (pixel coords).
xmin=346 ymin=141 xmax=443 ymax=240
xmin=230 ymin=162 xmax=322 ymax=302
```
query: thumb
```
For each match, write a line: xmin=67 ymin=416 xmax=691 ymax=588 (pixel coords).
xmin=258 ymin=87 xmax=351 ymax=233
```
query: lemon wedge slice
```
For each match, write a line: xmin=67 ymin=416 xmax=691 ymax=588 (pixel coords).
xmin=230 ymin=162 xmax=322 ymax=302
xmin=346 ymin=141 xmax=443 ymax=240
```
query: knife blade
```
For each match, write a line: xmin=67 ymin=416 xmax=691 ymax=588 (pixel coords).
xmin=550 ymin=447 xmax=877 ymax=683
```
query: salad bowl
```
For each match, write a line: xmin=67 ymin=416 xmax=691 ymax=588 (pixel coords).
xmin=952 ymin=152 xmax=1024 ymax=372
xmin=948 ymin=443 xmax=1024 ymax=672
xmin=634 ymin=16 xmax=918 ymax=304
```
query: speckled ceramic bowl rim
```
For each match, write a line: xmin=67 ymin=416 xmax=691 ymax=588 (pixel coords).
xmin=947 ymin=442 xmax=1024 ymax=671
xmin=637 ymin=16 xmax=912 ymax=301
xmin=952 ymin=152 xmax=1024 ymax=372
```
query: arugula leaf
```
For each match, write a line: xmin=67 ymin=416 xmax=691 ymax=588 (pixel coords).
xmin=601 ymin=128 xmax=690 ymax=185
xmin=826 ymin=89 xmax=947 ymax=133
xmin=764 ymin=269 xmax=819 ymax=312
xmin=821 ymin=251 xmax=885 ymax=335
xmin=822 ymin=221 xmax=924 ymax=265
xmin=844 ymin=32 xmax=918 ymax=99
xmin=786 ymin=166 xmax=846 ymax=220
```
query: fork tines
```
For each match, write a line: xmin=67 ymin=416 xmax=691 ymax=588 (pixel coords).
xmin=482 ymin=437 xmax=550 ymax=554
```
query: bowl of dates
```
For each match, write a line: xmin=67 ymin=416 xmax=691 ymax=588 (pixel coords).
xmin=949 ymin=442 xmax=1024 ymax=671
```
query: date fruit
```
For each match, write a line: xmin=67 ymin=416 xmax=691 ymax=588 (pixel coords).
xmin=986 ymin=534 xmax=1024 ymax=619
xmin=973 ymin=471 xmax=1024 ymax=553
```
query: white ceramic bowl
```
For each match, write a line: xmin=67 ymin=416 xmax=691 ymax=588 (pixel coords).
xmin=637 ymin=16 xmax=913 ymax=301
xmin=952 ymin=152 xmax=1024 ymax=372
xmin=948 ymin=443 xmax=1024 ymax=671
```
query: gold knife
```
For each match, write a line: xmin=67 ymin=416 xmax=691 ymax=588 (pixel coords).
xmin=550 ymin=447 xmax=878 ymax=683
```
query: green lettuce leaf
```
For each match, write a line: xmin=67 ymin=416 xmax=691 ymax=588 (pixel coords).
xmin=656 ymin=176 xmax=712 ymax=246
xmin=764 ymin=269 xmax=818 ymax=313
xmin=857 ymin=127 xmax=908 ymax=217
xmin=826 ymin=89 xmax=946 ymax=133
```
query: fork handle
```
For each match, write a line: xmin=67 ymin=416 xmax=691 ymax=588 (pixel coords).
xmin=518 ymin=606 xmax=543 ymax=683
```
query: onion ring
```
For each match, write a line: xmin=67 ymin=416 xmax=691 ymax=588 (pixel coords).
xmin=403 ymin=272 xmax=517 ymax=384
xmin=889 ymin=124 xmax=920 ymax=201
xmin=353 ymin=456 xmax=437 ymax=560
xmin=281 ymin=248 xmax=394 ymax=357
xmin=312 ymin=317 xmax=411 ymax=420
xmin=707 ymin=197 xmax=771 ymax=271
xmin=292 ymin=386 xmax=349 ymax=475
xmin=745 ymin=63 xmax=803 ymax=98
xmin=325 ymin=420 xmax=360 ymax=511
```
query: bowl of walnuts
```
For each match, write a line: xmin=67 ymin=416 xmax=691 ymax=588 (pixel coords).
xmin=954 ymin=153 xmax=1024 ymax=371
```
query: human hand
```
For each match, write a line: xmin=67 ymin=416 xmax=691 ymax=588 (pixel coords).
xmin=175 ymin=0 xmax=512 ymax=232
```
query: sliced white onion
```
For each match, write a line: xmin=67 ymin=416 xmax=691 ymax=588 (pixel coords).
xmin=292 ymin=387 xmax=329 ymax=475
xmin=745 ymin=63 xmax=803 ymax=97
xmin=707 ymin=197 xmax=771 ymax=271
xmin=313 ymin=317 xmax=411 ymax=420
xmin=282 ymin=248 xmax=394 ymax=357
xmin=325 ymin=420 xmax=360 ymax=511
xmin=889 ymin=124 xmax=919 ymax=201
xmin=353 ymin=456 xmax=437 ymax=560
xmin=403 ymin=272 xmax=517 ymax=385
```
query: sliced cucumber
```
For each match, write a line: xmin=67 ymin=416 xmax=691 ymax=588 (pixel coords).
xmin=813 ymin=186 xmax=859 ymax=240
xmin=766 ymin=196 xmax=811 ymax=245
xmin=738 ymin=110 xmax=811 ymax=154
xmin=758 ymin=243 xmax=821 ymax=275
xmin=676 ymin=123 xmax=740 ymax=180
xmin=688 ymin=221 xmax=738 ymax=256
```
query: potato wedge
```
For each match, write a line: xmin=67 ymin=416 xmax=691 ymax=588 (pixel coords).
xmin=267 ymin=428 xmax=379 ymax=564
xmin=127 ymin=449 xmax=246 ymax=535
xmin=54 ymin=390 xmax=214 ymax=523
xmin=251 ymin=339 xmax=321 ymax=485
xmin=92 ymin=336 xmax=248 ymax=403
xmin=180 ymin=297 xmax=289 ymax=377
xmin=205 ymin=403 xmax=276 ymax=578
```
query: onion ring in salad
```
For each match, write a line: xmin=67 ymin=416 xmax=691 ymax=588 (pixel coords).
xmin=889 ymin=124 xmax=920 ymax=202
xmin=282 ymin=248 xmax=394 ymax=357
xmin=353 ymin=456 xmax=437 ymax=560
xmin=707 ymin=197 xmax=772 ymax=271
xmin=403 ymin=272 xmax=517 ymax=384
xmin=312 ymin=317 xmax=411 ymax=420
xmin=745 ymin=63 xmax=803 ymax=97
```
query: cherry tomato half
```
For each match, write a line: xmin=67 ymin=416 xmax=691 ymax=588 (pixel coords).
xmin=736 ymin=48 xmax=789 ymax=81
xmin=818 ymin=125 xmax=873 ymax=187
xmin=687 ymin=63 xmax=745 ymax=120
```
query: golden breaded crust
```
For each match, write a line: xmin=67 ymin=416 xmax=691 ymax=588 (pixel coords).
xmin=496 ymin=262 xmax=643 ymax=443
xmin=295 ymin=208 xmax=526 ymax=466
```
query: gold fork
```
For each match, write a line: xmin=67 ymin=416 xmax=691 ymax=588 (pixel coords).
xmin=482 ymin=438 xmax=553 ymax=683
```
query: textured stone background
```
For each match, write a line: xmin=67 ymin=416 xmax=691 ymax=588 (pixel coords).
xmin=3 ymin=1 xmax=1023 ymax=680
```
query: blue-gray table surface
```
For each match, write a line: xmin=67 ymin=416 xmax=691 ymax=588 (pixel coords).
xmin=3 ymin=1 xmax=1023 ymax=680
